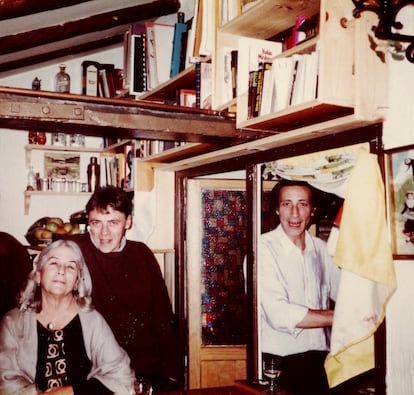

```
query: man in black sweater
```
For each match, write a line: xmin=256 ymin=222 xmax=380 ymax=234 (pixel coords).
xmin=70 ymin=186 xmax=183 ymax=392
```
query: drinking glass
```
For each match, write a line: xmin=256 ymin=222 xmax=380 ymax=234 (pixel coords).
xmin=263 ymin=357 xmax=282 ymax=393
xmin=134 ymin=377 xmax=152 ymax=395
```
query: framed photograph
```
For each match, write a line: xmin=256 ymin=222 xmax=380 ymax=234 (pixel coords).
xmin=386 ymin=145 xmax=414 ymax=257
xmin=44 ymin=153 xmax=80 ymax=180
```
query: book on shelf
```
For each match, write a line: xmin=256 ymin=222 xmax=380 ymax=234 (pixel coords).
xmin=170 ymin=12 xmax=189 ymax=78
xmin=219 ymin=47 xmax=235 ymax=105
xmin=124 ymin=143 xmax=135 ymax=190
xmin=102 ymin=137 xmax=122 ymax=148
xmin=259 ymin=61 xmax=275 ymax=116
xmin=219 ymin=0 xmax=241 ymax=27
xmin=145 ymin=22 xmax=157 ymax=90
xmin=82 ymin=61 xmax=100 ymax=96
xmin=177 ymin=88 xmax=196 ymax=107
xmin=263 ymin=51 xmax=319 ymax=112
xmin=289 ymin=54 xmax=305 ymax=106
xmin=253 ymin=61 xmax=271 ymax=117
xmin=191 ymin=0 xmax=216 ymax=61
xmin=302 ymin=50 xmax=319 ymax=103
xmin=82 ymin=61 xmax=117 ymax=98
xmin=130 ymin=23 xmax=147 ymax=94
xmin=123 ymin=29 xmax=131 ymax=90
xmin=102 ymin=153 xmax=126 ymax=189
xmin=98 ymin=63 xmax=116 ymax=98
xmin=148 ymin=22 xmax=175 ymax=87
xmin=231 ymin=49 xmax=238 ymax=99
xmin=135 ymin=139 xmax=179 ymax=158
xmin=184 ymin=16 xmax=196 ymax=68
xmin=195 ymin=61 xmax=212 ymax=109
xmin=247 ymin=70 xmax=258 ymax=119
xmin=289 ymin=51 xmax=319 ymax=107
xmin=272 ymin=56 xmax=295 ymax=112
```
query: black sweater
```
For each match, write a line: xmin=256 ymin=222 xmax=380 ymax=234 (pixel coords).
xmin=70 ymin=233 xmax=182 ymax=388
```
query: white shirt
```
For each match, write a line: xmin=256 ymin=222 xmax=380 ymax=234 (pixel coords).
xmin=260 ymin=225 xmax=340 ymax=356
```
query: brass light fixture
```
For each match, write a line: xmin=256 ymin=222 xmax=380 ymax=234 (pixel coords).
xmin=352 ymin=0 xmax=414 ymax=62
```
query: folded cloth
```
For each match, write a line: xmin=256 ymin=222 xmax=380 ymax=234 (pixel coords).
xmin=325 ymin=149 xmax=396 ymax=388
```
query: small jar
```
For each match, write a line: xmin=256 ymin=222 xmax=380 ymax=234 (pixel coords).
xmin=69 ymin=134 xmax=85 ymax=147
xmin=51 ymin=132 xmax=66 ymax=146
xmin=37 ymin=132 xmax=46 ymax=145
xmin=55 ymin=64 xmax=70 ymax=93
xmin=28 ymin=131 xmax=38 ymax=144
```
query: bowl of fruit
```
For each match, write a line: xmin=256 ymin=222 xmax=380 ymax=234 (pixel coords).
xmin=25 ymin=216 xmax=81 ymax=246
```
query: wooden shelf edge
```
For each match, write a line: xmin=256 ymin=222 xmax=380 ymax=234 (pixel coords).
xmin=139 ymin=143 xmax=221 ymax=164
xmin=220 ymin=0 xmax=320 ymax=39
xmin=24 ymin=190 xmax=91 ymax=215
xmin=159 ymin=115 xmax=382 ymax=173
xmin=236 ymin=100 xmax=355 ymax=132
xmin=25 ymin=144 xmax=102 ymax=153
xmin=138 ymin=64 xmax=197 ymax=102
xmin=24 ymin=191 xmax=91 ymax=196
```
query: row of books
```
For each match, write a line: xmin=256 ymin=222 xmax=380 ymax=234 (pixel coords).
xmin=174 ymin=61 xmax=213 ymax=109
xmin=124 ymin=1 xmax=240 ymax=100
xmin=100 ymin=142 xmax=135 ymax=190
xmin=82 ymin=61 xmax=123 ymax=98
xmin=246 ymin=50 xmax=319 ymax=119
xmin=125 ymin=15 xmax=190 ymax=95
xmin=137 ymin=140 xmax=184 ymax=158
xmin=99 ymin=139 xmax=185 ymax=191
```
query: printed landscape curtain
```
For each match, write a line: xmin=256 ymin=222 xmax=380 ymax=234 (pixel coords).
xmin=263 ymin=144 xmax=396 ymax=388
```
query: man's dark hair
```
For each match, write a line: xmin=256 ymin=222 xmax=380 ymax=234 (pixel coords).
xmin=86 ymin=185 xmax=133 ymax=217
xmin=270 ymin=179 xmax=317 ymax=212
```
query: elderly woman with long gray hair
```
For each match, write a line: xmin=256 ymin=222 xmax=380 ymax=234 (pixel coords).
xmin=0 ymin=239 xmax=135 ymax=395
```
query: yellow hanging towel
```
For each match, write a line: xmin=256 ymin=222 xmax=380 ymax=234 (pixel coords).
xmin=325 ymin=149 xmax=396 ymax=388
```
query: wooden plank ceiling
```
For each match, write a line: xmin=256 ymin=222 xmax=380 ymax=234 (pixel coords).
xmin=0 ymin=0 xmax=180 ymax=75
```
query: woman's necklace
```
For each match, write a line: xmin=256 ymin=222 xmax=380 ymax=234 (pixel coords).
xmin=47 ymin=322 xmax=56 ymax=330
xmin=39 ymin=299 xmax=77 ymax=330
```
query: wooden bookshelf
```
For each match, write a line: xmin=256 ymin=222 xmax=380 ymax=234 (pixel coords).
xmin=214 ymin=0 xmax=387 ymax=130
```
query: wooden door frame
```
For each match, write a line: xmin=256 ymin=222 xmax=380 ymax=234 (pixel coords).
xmin=174 ymin=124 xmax=384 ymax=391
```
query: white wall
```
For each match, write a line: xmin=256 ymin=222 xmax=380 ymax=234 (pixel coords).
xmin=383 ymin=48 xmax=414 ymax=394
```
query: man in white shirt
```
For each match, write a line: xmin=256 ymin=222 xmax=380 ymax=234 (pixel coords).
xmin=260 ymin=179 xmax=340 ymax=394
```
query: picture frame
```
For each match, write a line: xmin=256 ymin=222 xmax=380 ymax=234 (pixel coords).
xmin=385 ymin=144 xmax=414 ymax=258
xmin=44 ymin=152 xmax=80 ymax=180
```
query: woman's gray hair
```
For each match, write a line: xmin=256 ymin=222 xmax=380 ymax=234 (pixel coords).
xmin=19 ymin=239 xmax=93 ymax=312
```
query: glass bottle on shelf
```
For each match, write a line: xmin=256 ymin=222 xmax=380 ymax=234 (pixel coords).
xmin=55 ymin=64 xmax=70 ymax=93
xmin=27 ymin=166 xmax=37 ymax=191
xmin=87 ymin=157 xmax=100 ymax=192
xmin=28 ymin=77 xmax=42 ymax=144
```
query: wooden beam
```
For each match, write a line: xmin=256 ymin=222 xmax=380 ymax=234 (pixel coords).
xmin=0 ymin=0 xmax=179 ymax=55
xmin=161 ymin=117 xmax=382 ymax=172
xmin=0 ymin=0 xmax=92 ymax=20
xmin=0 ymin=36 xmax=124 ymax=74
xmin=0 ymin=87 xmax=269 ymax=144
